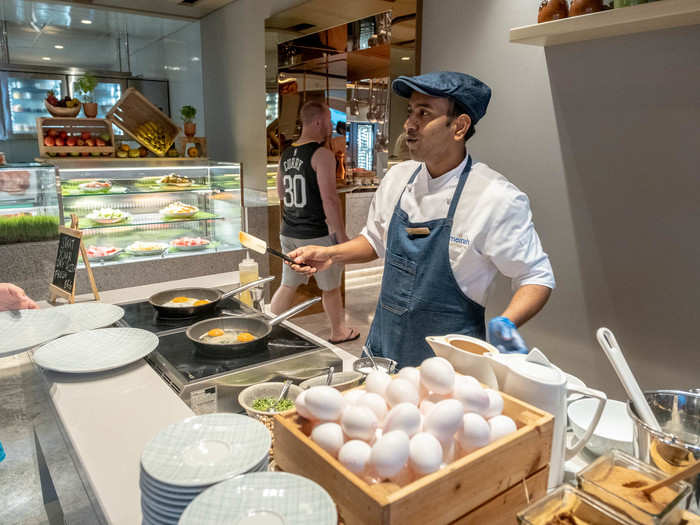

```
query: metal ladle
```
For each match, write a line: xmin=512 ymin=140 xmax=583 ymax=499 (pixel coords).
xmin=361 ymin=345 xmax=379 ymax=371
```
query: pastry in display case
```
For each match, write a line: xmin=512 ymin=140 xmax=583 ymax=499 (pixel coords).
xmin=50 ymin=159 xmax=242 ymax=267
xmin=0 ymin=164 xmax=60 ymax=245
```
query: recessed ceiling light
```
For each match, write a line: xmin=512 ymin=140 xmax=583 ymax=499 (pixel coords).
xmin=54 ymin=44 xmax=64 ymax=49
xmin=401 ymin=56 xmax=411 ymax=61
xmin=191 ymin=57 xmax=200 ymax=62
xmin=41 ymin=56 xmax=51 ymax=61
xmin=81 ymin=19 xmax=92 ymax=24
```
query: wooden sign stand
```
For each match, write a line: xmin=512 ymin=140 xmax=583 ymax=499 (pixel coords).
xmin=49 ymin=214 xmax=100 ymax=304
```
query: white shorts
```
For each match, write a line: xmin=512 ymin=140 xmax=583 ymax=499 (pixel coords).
xmin=280 ymin=234 xmax=343 ymax=291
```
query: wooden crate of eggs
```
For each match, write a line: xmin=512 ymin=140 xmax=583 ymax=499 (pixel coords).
xmin=274 ymin=357 xmax=554 ymax=525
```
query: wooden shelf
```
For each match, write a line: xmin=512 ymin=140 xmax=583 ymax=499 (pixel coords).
xmin=510 ymin=0 xmax=700 ymax=46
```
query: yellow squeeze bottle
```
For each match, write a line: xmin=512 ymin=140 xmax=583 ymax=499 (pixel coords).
xmin=238 ymin=253 xmax=259 ymax=307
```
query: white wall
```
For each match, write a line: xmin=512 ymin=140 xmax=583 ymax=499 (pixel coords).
xmin=200 ymin=0 xmax=305 ymax=192
xmin=130 ymin=22 xmax=206 ymax=135
xmin=422 ymin=1 xmax=700 ymax=397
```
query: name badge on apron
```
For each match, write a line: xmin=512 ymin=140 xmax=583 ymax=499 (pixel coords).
xmin=404 ymin=227 xmax=431 ymax=236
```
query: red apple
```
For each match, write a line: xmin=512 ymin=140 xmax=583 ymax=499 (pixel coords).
xmin=66 ymin=137 xmax=77 ymax=147
xmin=44 ymin=136 xmax=55 ymax=147
xmin=81 ymin=131 xmax=91 ymax=140
xmin=95 ymin=138 xmax=106 ymax=147
xmin=77 ymin=138 xmax=85 ymax=146
xmin=86 ymin=138 xmax=96 ymax=147
xmin=59 ymin=130 xmax=67 ymax=140
xmin=55 ymin=137 xmax=65 ymax=146
xmin=48 ymin=129 xmax=58 ymax=138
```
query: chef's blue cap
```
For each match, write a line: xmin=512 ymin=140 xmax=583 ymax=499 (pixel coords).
xmin=392 ymin=71 xmax=491 ymax=124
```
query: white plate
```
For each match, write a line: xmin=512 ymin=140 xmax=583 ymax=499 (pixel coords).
xmin=160 ymin=211 xmax=197 ymax=219
xmin=141 ymin=414 xmax=270 ymax=488
xmin=141 ymin=503 xmax=177 ymax=525
xmin=169 ymin=240 xmax=210 ymax=251
xmin=86 ymin=212 xmax=130 ymax=224
xmin=179 ymin=472 xmax=336 ymax=525
xmin=79 ymin=181 xmax=112 ymax=193
xmin=54 ymin=303 xmax=125 ymax=334
xmin=32 ymin=328 xmax=158 ymax=374
xmin=126 ymin=243 xmax=168 ymax=256
xmin=568 ymin=398 xmax=634 ymax=456
xmin=87 ymin=248 xmax=123 ymax=261
xmin=0 ymin=309 xmax=68 ymax=357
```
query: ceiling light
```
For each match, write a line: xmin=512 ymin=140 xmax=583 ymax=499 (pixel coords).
xmin=81 ymin=19 xmax=92 ymax=24
xmin=191 ymin=57 xmax=200 ymax=62
xmin=42 ymin=56 xmax=51 ymax=61
xmin=401 ymin=56 xmax=411 ymax=61
xmin=54 ymin=44 xmax=64 ymax=49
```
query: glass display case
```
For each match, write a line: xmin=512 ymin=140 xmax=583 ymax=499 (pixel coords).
xmin=0 ymin=163 xmax=60 ymax=244
xmin=52 ymin=160 xmax=243 ymax=267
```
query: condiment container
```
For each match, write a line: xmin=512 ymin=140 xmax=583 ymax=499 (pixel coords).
xmin=570 ymin=0 xmax=604 ymax=16
xmin=576 ymin=449 xmax=692 ymax=525
xmin=517 ymin=484 xmax=637 ymax=525
xmin=538 ymin=0 xmax=569 ymax=23
xmin=238 ymin=254 xmax=259 ymax=307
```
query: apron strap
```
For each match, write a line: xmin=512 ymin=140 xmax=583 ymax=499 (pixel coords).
xmin=446 ymin=154 xmax=472 ymax=220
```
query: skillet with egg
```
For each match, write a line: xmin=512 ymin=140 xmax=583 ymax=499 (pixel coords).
xmin=148 ymin=276 xmax=274 ymax=318
xmin=186 ymin=297 xmax=321 ymax=357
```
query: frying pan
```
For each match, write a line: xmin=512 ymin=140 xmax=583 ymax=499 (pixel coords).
xmin=148 ymin=276 xmax=275 ymax=318
xmin=186 ymin=297 xmax=321 ymax=358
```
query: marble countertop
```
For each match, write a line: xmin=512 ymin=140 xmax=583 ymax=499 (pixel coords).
xmin=36 ymin=272 xmax=356 ymax=525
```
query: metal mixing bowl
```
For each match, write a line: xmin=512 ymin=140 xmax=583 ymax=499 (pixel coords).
xmin=627 ymin=390 xmax=700 ymax=508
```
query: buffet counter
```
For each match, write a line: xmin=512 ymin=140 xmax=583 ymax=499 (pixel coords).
xmin=32 ymin=272 xmax=356 ymax=525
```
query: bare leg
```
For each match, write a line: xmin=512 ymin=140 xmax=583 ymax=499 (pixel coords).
xmin=322 ymin=287 xmax=355 ymax=342
xmin=270 ymin=284 xmax=298 ymax=315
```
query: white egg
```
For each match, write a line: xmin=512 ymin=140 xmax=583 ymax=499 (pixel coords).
xmin=370 ymin=430 xmax=410 ymax=479
xmin=338 ymin=440 xmax=372 ymax=475
xmin=305 ymin=386 xmax=346 ymax=422
xmin=343 ymin=389 xmax=366 ymax=405
xmin=365 ymin=370 xmax=392 ymax=398
xmin=425 ymin=399 xmax=464 ymax=441
xmin=489 ymin=415 xmax=517 ymax=443
xmin=454 ymin=374 xmax=481 ymax=388
xmin=440 ymin=438 xmax=458 ymax=465
xmin=409 ymin=432 xmax=443 ymax=476
xmin=453 ymin=382 xmax=489 ymax=415
xmin=311 ymin=422 xmax=345 ymax=457
xmin=383 ymin=403 xmax=422 ymax=437
xmin=456 ymin=413 xmax=490 ymax=453
xmin=419 ymin=399 xmax=436 ymax=418
xmin=295 ymin=390 xmax=313 ymax=419
xmin=341 ymin=405 xmax=378 ymax=441
xmin=420 ymin=357 xmax=455 ymax=395
xmin=483 ymin=389 xmax=505 ymax=419
xmin=356 ymin=392 xmax=388 ymax=423
xmin=385 ymin=378 xmax=419 ymax=407
xmin=397 ymin=366 xmax=421 ymax=389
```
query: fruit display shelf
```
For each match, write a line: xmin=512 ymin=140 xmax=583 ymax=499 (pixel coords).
xmin=71 ymin=211 xmax=221 ymax=230
xmin=36 ymin=117 xmax=115 ymax=158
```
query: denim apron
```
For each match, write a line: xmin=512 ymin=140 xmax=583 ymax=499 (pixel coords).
xmin=366 ymin=155 xmax=485 ymax=368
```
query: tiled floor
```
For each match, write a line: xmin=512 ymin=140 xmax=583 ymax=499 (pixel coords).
xmin=292 ymin=280 xmax=381 ymax=359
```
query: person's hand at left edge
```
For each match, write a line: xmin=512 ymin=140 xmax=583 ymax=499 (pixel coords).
xmin=0 ymin=283 xmax=38 ymax=311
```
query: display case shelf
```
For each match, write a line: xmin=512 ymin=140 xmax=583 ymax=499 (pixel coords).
xmin=509 ymin=0 xmax=700 ymax=47
xmin=71 ymin=212 xmax=223 ymax=230
xmin=61 ymin=186 xmax=215 ymax=197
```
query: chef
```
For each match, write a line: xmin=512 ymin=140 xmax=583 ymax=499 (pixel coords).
xmin=288 ymin=72 xmax=555 ymax=366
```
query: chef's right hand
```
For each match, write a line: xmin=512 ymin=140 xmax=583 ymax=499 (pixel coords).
xmin=0 ymin=283 xmax=38 ymax=311
xmin=287 ymin=245 xmax=334 ymax=274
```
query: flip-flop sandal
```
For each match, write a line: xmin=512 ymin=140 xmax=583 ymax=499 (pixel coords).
xmin=328 ymin=328 xmax=360 ymax=345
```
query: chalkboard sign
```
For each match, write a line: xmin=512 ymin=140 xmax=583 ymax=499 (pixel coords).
xmin=52 ymin=227 xmax=82 ymax=294
xmin=48 ymin=217 xmax=100 ymax=304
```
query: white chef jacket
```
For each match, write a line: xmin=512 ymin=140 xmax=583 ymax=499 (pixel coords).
xmin=361 ymin=153 xmax=555 ymax=307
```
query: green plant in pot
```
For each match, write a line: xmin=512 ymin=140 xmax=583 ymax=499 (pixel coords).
xmin=74 ymin=73 xmax=99 ymax=118
xmin=180 ymin=105 xmax=197 ymax=137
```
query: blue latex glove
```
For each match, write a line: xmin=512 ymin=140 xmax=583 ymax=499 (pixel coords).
xmin=487 ymin=316 xmax=529 ymax=354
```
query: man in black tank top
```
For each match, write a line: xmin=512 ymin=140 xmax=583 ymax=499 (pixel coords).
xmin=270 ymin=101 xmax=359 ymax=344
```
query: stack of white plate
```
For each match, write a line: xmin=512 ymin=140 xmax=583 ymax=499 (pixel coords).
xmin=139 ymin=413 xmax=271 ymax=525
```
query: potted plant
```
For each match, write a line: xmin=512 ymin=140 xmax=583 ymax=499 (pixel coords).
xmin=74 ymin=73 xmax=99 ymax=118
xmin=180 ymin=105 xmax=197 ymax=137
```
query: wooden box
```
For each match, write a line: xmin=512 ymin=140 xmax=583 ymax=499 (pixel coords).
xmin=106 ymin=87 xmax=180 ymax=157
xmin=274 ymin=389 xmax=554 ymax=525
xmin=36 ymin=118 xmax=115 ymax=158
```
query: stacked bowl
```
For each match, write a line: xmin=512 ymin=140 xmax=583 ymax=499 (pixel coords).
xmin=139 ymin=413 xmax=271 ymax=525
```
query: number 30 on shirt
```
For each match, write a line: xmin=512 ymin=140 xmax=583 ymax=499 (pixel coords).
xmin=283 ymin=174 xmax=307 ymax=208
